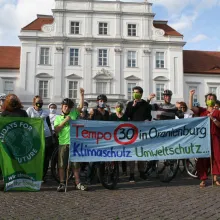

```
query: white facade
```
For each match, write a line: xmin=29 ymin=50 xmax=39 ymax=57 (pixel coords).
xmin=184 ymin=74 xmax=220 ymax=107
xmin=15 ymin=0 xmax=185 ymax=107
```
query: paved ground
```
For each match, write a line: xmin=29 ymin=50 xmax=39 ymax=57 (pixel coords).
xmin=0 ymin=170 xmax=220 ymax=220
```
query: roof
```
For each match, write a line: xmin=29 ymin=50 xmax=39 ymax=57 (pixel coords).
xmin=183 ymin=50 xmax=220 ymax=74
xmin=22 ymin=15 xmax=53 ymax=31
xmin=0 ymin=47 xmax=21 ymax=69
xmin=21 ymin=15 xmax=182 ymax=37
xmin=153 ymin=22 xmax=183 ymax=37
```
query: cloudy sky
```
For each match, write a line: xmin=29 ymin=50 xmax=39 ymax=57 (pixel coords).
xmin=0 ymin=0 xmax=220 ymax=51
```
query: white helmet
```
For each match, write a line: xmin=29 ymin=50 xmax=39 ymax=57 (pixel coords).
xmin=0 ymin=93 xmax=6 ymax=100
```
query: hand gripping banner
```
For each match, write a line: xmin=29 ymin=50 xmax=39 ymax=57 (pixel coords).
xmin=0 ymin=117 xmax=45 ymax=192
xmin=69 ymin=117 xmax=211 ymax=162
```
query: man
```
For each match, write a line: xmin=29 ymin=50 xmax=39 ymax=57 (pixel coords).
xmin=148 ymin=90 xmax=184 ymax=120
xmin=54 ymin=88 xmax=87 ymax=192
xmin=86 ymin=94 xmax=109 ymax=184
xmin=26 ymin=95 xmax=53 ymax=180
xmin=0 ymin=93 xmax=6 ymax=115
xmin=89 ymin=94 xmax=110 ymax=120
xmin=146 ymin=90 xmax=184 ymax=179
xmin=124 ymin=86 xmax=152 ymax=182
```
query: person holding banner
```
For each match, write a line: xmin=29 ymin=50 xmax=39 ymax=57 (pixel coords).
xmin=54 ymin=88 xmax=87 ymax=192
xmin=124 ymin=86 xmax=152 ymax=182
xmin=189 ymin=90 xmax=220 ymax=187
xmin=86 ymin=94 xmax=110 ymax=184
xmin=89 ymin=94 xmax=109 ymax=120
xmin=1 ymin=94 xmax=28 ymax=117
xmin=26 ymin=96 xmax=53 ymax=180
xmin=110 ymin=101 xmax=128 ymax=176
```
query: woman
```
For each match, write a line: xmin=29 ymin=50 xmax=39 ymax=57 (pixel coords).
xmin=48 ymin=103 xmax=58 ymax=133
xmin=26 ymin=96 xmax=53 ymax=180
xmin=189 ymin=90 xmax=220 ymax=187
xmin=176 ymin=101 xmax=193 ymax=119
xmin=110 ymin=102 xmax=128 ymax=176
xmin=80 ymin=101 xmax=89 ymax=120
xmin=1 ymin=94 xmax=27 ymax=117
xmin=0 ymin=94 xmax=27 ymax=186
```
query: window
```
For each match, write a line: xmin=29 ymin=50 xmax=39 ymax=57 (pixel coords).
xmin=156 ymin=84 xmax=165 ymax=101
xmin=127 ymin=51 xmax=136 ymax=67
xmin=40 ymin=48 xmax=49 ymax=65
xmin=69 ymin=81 xmax=78 ymax=99
xmin=99 ymin=22 xmax=108 ymax=35
xmin=128 ymin=24 xmax=137 ymax=36
xmin=70 ymin=22 xmax=80 ymax=34
xmin=4 ymin=81 xmax=14 ymax=94
xmin=156 ymin=52 xmax=165 ymax=68
xmin=209 ymin=87 xmax=217 ymax=94
xmin=96 ymin=82 xmax=107 ymax=94
xmin=127 ymin=83 xmax=136 ymax=100
xmin=189 ymin=86 xmax=198 ymax=104
xmin=39 ymin=81 xmax=49 ymax=98
xmin=70 ymin=48 xmax=79 ymax=66
xmin=98 ymin=49 xmax=108 ymax=66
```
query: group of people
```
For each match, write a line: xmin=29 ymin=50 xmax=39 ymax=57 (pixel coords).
xmin=0 ymin=85 xmax=220 ymax=191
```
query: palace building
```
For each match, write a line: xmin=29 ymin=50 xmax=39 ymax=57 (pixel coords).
xmin=0 ymin=0 xmax=220 ymax=108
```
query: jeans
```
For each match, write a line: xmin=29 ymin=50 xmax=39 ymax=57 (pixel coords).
xmin=43 ymin=136 xmax=53 ymax=178
xmin=129 ymin=161 xmax=145 ymax=174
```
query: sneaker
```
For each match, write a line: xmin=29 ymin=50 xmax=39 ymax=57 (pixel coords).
xmin=57 ymin=183 xmax=65 ymax=192
xmin=76 ymin=183 xmax=88 ymax=191
xmin=129 ymin=174 xmax=135 ymax=183
xmin=140 ymin=172 xmax=147 ymax=180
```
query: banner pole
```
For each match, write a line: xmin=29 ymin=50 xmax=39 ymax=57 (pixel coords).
xmin=210 ymin=156 xmax=213 ymax=187
xmin=65 ymin=158 xmax=70 ymax=193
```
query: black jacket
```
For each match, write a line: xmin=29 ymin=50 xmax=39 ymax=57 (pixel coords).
xmin=91 ymin=108 xmax=109 ymax=121
xmin=124 ymin=100 xmax=152 ymax=121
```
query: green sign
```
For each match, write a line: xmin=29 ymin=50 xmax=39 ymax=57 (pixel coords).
xmin=0 ymin=117 xmax=45 ymax=191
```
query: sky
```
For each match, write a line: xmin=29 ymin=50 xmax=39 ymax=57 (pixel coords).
xmin=0 ymin=0 xmax=220 ymax=51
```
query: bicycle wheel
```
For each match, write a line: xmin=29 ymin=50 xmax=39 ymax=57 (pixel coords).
xmin=144 ymin=161 xmax=158 ymax=178
xmin=97 ymin=161 xmax=119 ymax=190
xmin=184 ymin=158 xmax=198 ymax=178
xmin=157 ymin=159 xmax=179 ymax=183
xmin=50 ymin=147 xmax=73 ymax=183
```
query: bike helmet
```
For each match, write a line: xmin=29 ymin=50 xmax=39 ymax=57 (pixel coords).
xmin=61 ymin=98 xmax=74 ymax=108
xmin=97 ymin=94 xmax=107 ymax=102
xmin=0 ymin=93 xmax=6 ymax=100
xmin=162 ymin=90 xmax=173 ymax=96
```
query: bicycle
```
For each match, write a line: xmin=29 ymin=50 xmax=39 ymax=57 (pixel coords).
xmin=50 ymin=146 xmax=119 ymax=190
xmin=144 ymin=159 xmax=179 ymax=183
xmin=183 ymin=158 xmax=198 ymax=178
